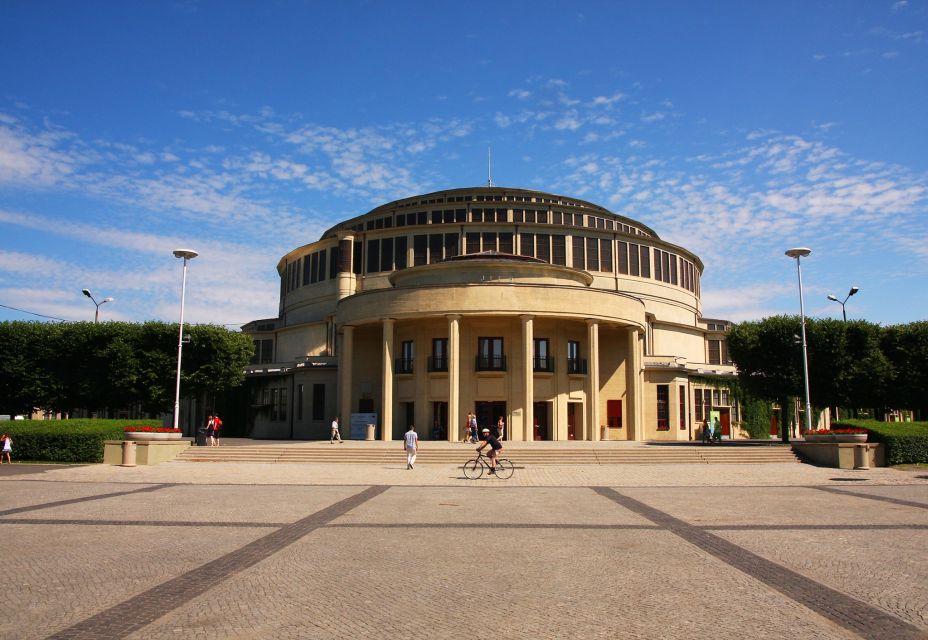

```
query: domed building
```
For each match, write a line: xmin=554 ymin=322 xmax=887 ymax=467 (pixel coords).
xmin=241 ymin=186 xmax=736 ymax=442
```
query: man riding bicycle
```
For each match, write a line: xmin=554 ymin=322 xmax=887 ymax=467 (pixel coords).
xmin=475 ymin=428 xmax=503 ymax=474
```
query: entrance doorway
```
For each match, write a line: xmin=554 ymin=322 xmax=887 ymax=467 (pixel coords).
xmin=475 ymin=401 xmax=505 ymax=438
xmin=719 ymin=407 xmax=731 ymax=437
xmin=533 ymin=401 xmax=550 ymax=440
xmin=398 ymin=402 xmax=414 ymax=440
xmin=567 ymin=402 xmax=580 ymax=440
xmin=431 ymin=402 xmax=447 ymax=440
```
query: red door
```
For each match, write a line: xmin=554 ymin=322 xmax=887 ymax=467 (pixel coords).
xmin=720 ymin=408 xmax=731 ymax=437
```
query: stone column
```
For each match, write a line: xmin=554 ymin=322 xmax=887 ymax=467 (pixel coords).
xmin=339 ymin=325 xmax=354 ymax=429
xmin=447 ymin=314 xmax=461 ymax=442
xmin=626 ymin=326 xmax=641 ymax=441
xmin=521 ymin=315 xmax=534 ymax=443
xmin=587 ymin=319 xmax=601 ymax=441
xmin=336 ymin=233 xmax=355 ymax=300
xmin=381 ymin=318 xmax=394 ymax=441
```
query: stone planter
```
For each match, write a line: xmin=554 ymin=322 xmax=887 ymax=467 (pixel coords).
xmin=803 ymin=434 xmax=829 ymax=442
xmin=834 ymin=433 xmax=868 ymax=443
xmin=123 ymin=431 xmax=183 ymax=441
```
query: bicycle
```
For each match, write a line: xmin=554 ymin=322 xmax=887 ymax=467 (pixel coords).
xmin=463 ymin=450 xmax=514 ymax=480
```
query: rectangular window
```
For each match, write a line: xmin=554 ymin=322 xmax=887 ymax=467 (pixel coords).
xmin=444 ymin=233 xmax=459 ymax=259
xmin=477 ymin=337 xmax=505 ymax=371
xmin=318 ymin=249 xmax=327 ymax=281
xmin=431 ymin=210 xmax=442 ymax=225
xmin=552 ymin=235 xmax=566 ymax=265
xmin=430 ymin=338 xmax=448 ymax=371
xmin=414 ymin=235 xmax=428 ymax=266
xmin=533 ymin=338 xmax=552 ymax=372
xmin=657 ymin=385 xmax=669 ymax=431
xmin=353 ymin=241 xmax=362 ymax=275
xmin=553 ymin=211 xmax=563 ymax=225
xmin=572 ymin=236 xmax=585 ymax=269
xmin=653 ymin=249 xmax=663 ymax=281
xmin=670 ymin=254 xmax=678 ymax=285
xmin=367 ymin=238 xmax=380 ymax=273
xmin=567 ymin=340 xmax=586 ymax=374
xmin=679 ymin=385 xmax=686 ymax=430
xmin=380 ymin=237 xmax=393 ymax=272
xmin=466 ymin=232 xmax=480 ymax=254
xmin=498 ymin=232 xmax=513 ymax=254
xmin=260 ymin=338 xmax=273 ymax=364
xmin=329 ymin=246 xmax=339 ymax=279
xmin=398 ymin=340 xmax=414 ymax=374
xmin=695 ymin=388 xmax=704 ymax=421
xmin=482 ymin=232 xmax=497 ymax=252
xmin=416 ymin=211 xmax=427 ymax=225
xmin=662 ymin=251 xmax=671 ymax=283
xmin=607 ymin=399 xmax=623 ymax=428
xmin=303 ymin=255 xmax=312 ymax=285
xmin=312 ymin=383 xmax=325 ymax=420
xmin=471 ymin=208 xmax=483 ymax=222
xmin=455 ymin=209 xmax=466 ymax=222
xmin=520 ymin=233 xmax=535 ymax=257
xmin=429 ymin=234 xmax=443 ymax=263
xmin=586 ymin=237 xmax=600 ymax=271
xmin=513 ymin=209 xmax=524 ymax=223
xmin=395 ymin=236 xmax=408 ymax=270
xmin=297 ymin=384 xmax=304 ymax=420
xmin=708 ymin=340 xmax=722 ymax=364
xmin=629 ymin=243 xmax=640 ymax=276
xmin=537 ymin=210 xmax=548 ymax=224
xmin=277 ymin=387 xmax=287 ymax=422
xmin=537 ymin=234 xmax=550 ymax=262
xmin=618 ymin=241 xmax=628 ymax=274
xmin=639 ymin=246 xmax=651 ymax=278
xmin=600 ymin=239 xmax=613 ymax=272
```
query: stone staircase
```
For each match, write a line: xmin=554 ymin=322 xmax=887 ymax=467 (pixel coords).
xmin=177 ymin=442 xmax=801 ymax=465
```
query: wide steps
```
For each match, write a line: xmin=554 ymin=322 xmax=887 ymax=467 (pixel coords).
xmin=178 ymin=445 xmax=800 ymax=465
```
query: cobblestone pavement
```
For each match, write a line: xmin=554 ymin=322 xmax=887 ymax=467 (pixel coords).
xmin=0 ymin=462 xmax=925 ymax=639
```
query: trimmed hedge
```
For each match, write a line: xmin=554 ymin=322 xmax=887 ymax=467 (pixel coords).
xmin=0 ymin=419 xmax=160 ymax=463
xmin=834 ymin=419 xmax=928 ymax=465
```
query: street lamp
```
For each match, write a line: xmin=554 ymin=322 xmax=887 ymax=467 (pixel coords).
xmin=827 ymin=286 xmax=859 ymax=321
xmin=172 ymin=249 xmax=198 ymax=432
xmin=785 ymin=248 xmax=813 ymax=439
xmin=81 ymin=289 xmax=113 ymax=323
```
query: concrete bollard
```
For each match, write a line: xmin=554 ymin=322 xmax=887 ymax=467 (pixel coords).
xmin=366 ymin=424 xmax=375 ymax=441
xmin=853 ymin=444 xmax=870 ymax=470
xmin=121 ymin=440 xmax=137 ymax=467
xmin=600 ymin=425 xmax=608 ymax=441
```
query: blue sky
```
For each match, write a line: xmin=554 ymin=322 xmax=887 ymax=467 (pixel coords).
xmin=1 ymin=0 xmax=926 ymax=327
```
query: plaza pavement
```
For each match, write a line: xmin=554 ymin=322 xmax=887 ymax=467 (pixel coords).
xmin=0 ymin=456 xmax=925 ymax=639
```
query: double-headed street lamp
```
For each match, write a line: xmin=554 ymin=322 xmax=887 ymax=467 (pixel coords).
xmin=827 ymin=286 xmax=859 ymax=321
xmin=81 ymin=289 xmax=113 ymax=323
xmin=785 ymin=248 xmax=813 ymax=438
xmin=172 ymin=249 xmax=198 ymax=431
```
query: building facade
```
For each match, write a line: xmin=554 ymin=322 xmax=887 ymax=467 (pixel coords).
xmin=242 ymin=187 xmax=736 ymax=442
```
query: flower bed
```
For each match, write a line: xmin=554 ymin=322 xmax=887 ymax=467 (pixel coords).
xmin=123 ymin=426 xmax=183 ymax=441
xmin=803 ymin=428 xmax=868 ymax=443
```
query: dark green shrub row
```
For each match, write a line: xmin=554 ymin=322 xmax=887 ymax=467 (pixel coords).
xmin=834 ymin=419 xmax=928 ymax=465
xmin=0 ymin=419 xmax=159 ymax=463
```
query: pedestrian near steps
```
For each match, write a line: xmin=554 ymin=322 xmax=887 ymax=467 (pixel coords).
xmin=404 ymin=425 xmax=418 ymax=469
xmin=330 ymin=416 xmax=343 ymax=443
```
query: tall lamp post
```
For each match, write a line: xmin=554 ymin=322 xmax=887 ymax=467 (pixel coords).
xmin=81 ymin=289 xmax=113 ymax=323
xmin=172 ymin=249 xmax=198 ymax=432
xmin=827 ymin=286 xmax=859 ymax=321
xmin=785 ymin=248 xmax=813 ymax=439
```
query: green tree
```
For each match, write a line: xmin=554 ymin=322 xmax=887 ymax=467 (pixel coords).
xmin=882 ymin=321 xmax=928 ymax=419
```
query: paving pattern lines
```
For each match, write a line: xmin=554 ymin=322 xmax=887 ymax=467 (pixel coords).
xmin=595 ymin=487 xmax=927 ymax=640
xmin=43 ymin=486 xmax=388 ymax=640
xmin=0 ymin=482 xmax=167 ymax=516
xmin=814 ymin=485 xmax=928 ymax=510
xmin=0 ymin=523 xmax=269 ymax=640
xmin=130 ymin=489 xmax=862 ymax=640
xmin=17 ymin=460 xmax=928 ymax=488
xmin=715 ymin=527 xmax=928 ymax=631
xmin=1 ymin=484 xmax=365 ymax=526
xmin=618 ymin=485 xmax=928 ymax=527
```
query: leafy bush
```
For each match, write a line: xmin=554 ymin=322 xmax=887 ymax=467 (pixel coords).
xmin=834 ymin=419 xmax=928 ymax=465
xmin=0 ymin=419 xmax=158 ymax=463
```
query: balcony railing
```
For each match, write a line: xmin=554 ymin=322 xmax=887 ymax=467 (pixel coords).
xmin=566 ymin=357 xmax=587 ymax=374
xmin=533 ymin=356 xmax=554 ymax=372
xmin=427 ymin=356 xmax=448 ymax=372
xmin=395 ymin=358 xmax=414 ymax=374
xmin=476 ymin=354 xmax=507 ymax=371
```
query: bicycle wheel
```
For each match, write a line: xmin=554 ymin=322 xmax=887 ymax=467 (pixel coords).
xmin=463 ymin=458 xmax=484 ymax=480
xmin=493 ymin=458 xmax=514 ymax=479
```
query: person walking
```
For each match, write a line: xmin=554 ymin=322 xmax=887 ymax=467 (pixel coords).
xmin=212 ymin=414 xmax=223 ymax=446
xmin=469 ymin=412 xmax=479 ymax=443
xmin=463 ymin=412 xmax=473 ymax=443
xmin=497 ymin=416 xmax=506 ymax=441
xmin=330 ymin=416 xmax=343 ymax=443
xmin=404 ymin=424 xmax=419 ymax=469
xmin=0 ymin=433 xmax=11 ymax=464
xmin=205 ymin=415 xmax=216 ymax=447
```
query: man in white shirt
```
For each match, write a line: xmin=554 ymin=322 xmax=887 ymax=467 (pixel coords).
xmin=330 ymin=416 xmax=343 ymax=443
xmin=404 ymin=425 xmax=418 ymax=469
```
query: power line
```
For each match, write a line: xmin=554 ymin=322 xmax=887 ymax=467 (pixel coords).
xmin=0 ymin=303 xmax=69 ymax=322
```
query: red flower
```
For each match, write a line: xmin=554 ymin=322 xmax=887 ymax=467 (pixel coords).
xmin=123 ymin=426 xmax=181 ymax=433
